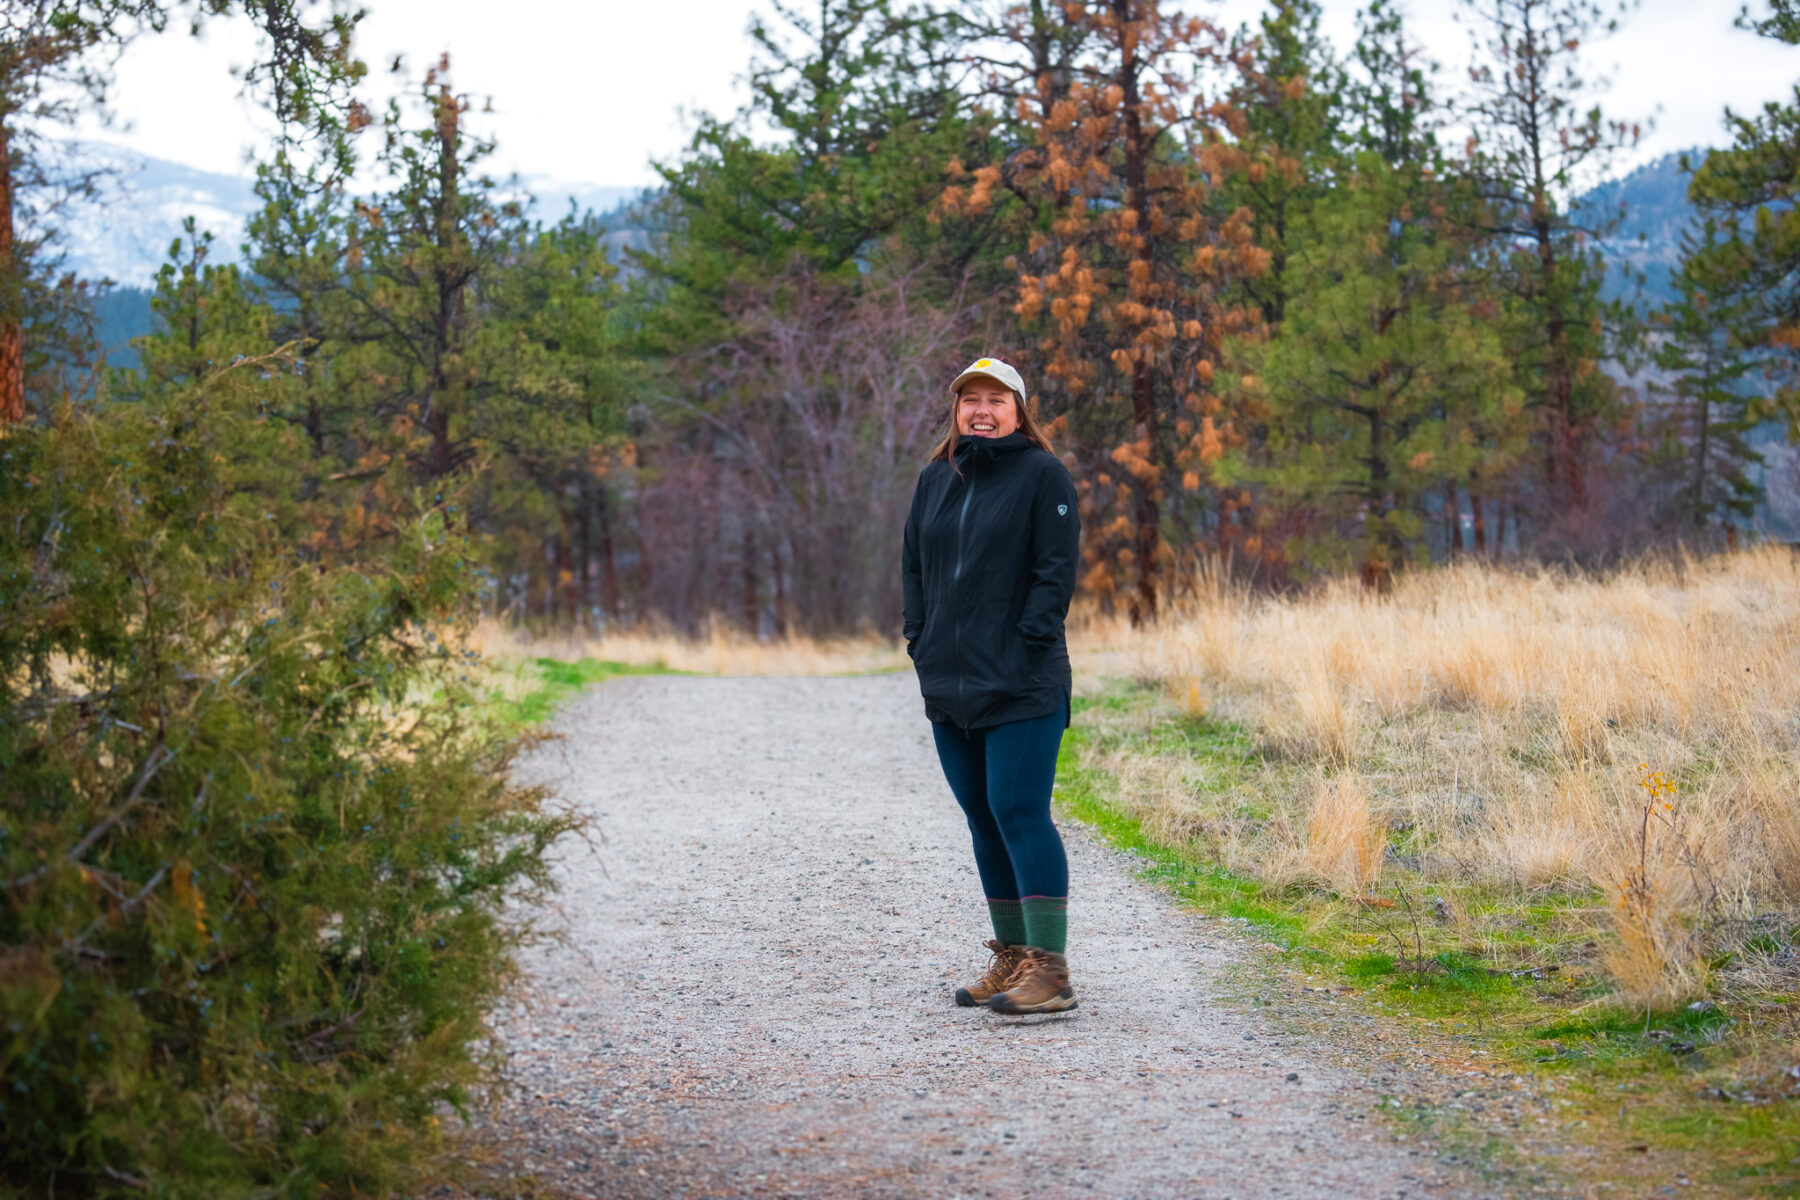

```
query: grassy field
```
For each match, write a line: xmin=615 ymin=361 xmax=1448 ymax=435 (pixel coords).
xmin=1059 ymin=548 xmax=1800 ymax=1194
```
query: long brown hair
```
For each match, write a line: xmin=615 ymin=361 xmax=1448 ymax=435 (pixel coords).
xmin=928 ymin=381 xmax=1056 ymax=466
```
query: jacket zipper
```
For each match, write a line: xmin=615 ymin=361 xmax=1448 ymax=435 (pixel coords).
xmin=952 ymin=470 xmax=977 ymax=727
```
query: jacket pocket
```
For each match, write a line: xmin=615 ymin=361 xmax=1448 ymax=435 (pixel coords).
xmin=1003 ymin=630 xmax=1037 ymax=691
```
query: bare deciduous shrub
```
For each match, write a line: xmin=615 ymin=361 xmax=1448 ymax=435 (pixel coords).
xmin=1603 ymin=767 xmax=1712 ymax=1012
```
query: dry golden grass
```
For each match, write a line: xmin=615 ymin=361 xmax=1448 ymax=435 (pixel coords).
xmin=1075 ymin=547 xmax=1800 ymax=1008
xmin=467 ymin=618 xmax=909 ymax=680
xmin=1289 ymin=774 xmax=1387 ymax=895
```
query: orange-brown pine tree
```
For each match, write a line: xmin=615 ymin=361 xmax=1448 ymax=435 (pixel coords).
xmin=964 ymin=0 xmax=1266 ymax=621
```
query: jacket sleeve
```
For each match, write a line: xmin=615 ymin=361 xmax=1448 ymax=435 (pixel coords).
xmin=901 ymin=477 xmax=925 ymax=654
xmin=1018 ymin=459 xmax=1080 ymax=653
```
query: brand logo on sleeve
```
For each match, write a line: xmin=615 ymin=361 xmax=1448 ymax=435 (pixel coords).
xmin=1057 ymin=504 xmax=1069 ymax=516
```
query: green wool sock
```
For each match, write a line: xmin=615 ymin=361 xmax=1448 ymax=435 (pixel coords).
xmin=986 ymin=899 xmax=1027 ymax=947
xmin=1020 ymin=896 xmax=1068 ymax=956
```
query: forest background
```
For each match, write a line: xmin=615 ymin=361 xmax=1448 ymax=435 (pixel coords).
xmin=13 ymin=0 xmax=1800 ymax=635
xmin=6 ymin=0 xmax=1800 ymax=1193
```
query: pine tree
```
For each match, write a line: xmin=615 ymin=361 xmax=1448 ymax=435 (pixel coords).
xmin=247 ymin=150 xmax=358 ymax=470
xmin=471 ymin=210 xmax=639 ymax=626
xmin=990 ymin=0 xmax=1263 ymax=621
xmin=1247 ymin=149 xmax=1520 ymax=586
xmin=343 ymin=56 xmax=524 ymax=483
xmin=1347 ymin=0 xmax=1437 ymax=168
xmin=1683 ymin=1 xmax=1800 ymax=436
xmin=135 ymin=219 xmax=271 ymax=389
xmin=1223 ymin=0 xmax=1345 ymax=332
xmin=1648 ymin=223 xmax=1763 ymax=534
xmin=0 ymin=1 xmax=363 ymax=425
xmin=1457 ymin=0 xmax=1642 ymax=523
xmin=646 ymin=0 xmax=975 ymax=307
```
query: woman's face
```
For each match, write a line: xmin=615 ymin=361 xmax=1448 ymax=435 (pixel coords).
xmin=956 ymin=380 xmax=1020 ymax=438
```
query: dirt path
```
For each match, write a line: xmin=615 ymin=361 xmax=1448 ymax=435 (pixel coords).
xmin=486 ymin=675 xmax=1494 ymax=1199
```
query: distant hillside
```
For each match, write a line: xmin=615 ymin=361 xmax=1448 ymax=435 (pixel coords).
xmin=93 ymin=286 xmax=152 ymax=369
xmin=54 ymin=143 xmax=261 ymax=287
xmin=49 ymin=140 xmax=645 ymax=287
xmin=1582 ymin=149 xmax=1704 ymax=306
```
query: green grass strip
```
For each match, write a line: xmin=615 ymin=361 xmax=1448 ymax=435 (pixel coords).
xmin=491 ymin=657 xmax=685 ymax=732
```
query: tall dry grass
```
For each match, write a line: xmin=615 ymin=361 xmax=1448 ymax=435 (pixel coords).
xmin=467 ymin=617 xmax=910 ymax=681
xmin=1081 ymin=548 xmax=1800 ymax=1008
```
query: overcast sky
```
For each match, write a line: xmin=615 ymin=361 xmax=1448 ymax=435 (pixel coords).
xmin=73 ymin=0 xmax=1796 ymax=189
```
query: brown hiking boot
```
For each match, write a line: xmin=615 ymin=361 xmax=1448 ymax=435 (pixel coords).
xmin=987 ymin=949 xmax=1077 ymax=1015
xmin=954 ymin=939 xmax=1027 ymax=1008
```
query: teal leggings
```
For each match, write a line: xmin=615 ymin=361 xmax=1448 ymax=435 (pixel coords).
xmin=930 ymin=703 xmax=1069 ymax=904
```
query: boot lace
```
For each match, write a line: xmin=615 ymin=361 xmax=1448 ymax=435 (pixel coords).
xmin=979 ymin=939 xmax=1025 ymax=991
xmin=1005 ymin=948 xmax=1051 ymax=991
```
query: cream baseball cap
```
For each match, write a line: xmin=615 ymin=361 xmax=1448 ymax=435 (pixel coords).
xmin=949 ymin=356 xmax=1027 ymax=400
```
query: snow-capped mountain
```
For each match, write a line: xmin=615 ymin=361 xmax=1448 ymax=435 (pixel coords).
xmin=52 ymin=143 xmax=261 ymax=285
xmin=50 ymin=140 xmax=643 ymax=286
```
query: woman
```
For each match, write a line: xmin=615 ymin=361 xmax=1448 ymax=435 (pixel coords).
xmin=901 ymin=356 xmax=1080 ymax=1015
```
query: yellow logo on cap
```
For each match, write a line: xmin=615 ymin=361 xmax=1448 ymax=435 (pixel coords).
xmin=976 ymin=358 xmax=993 ymax=368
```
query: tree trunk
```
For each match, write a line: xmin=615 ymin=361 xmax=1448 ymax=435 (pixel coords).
xmin=1692 ymin=391 xmax=1712 ymax=530
xmin=1471 ymin=490 xmax=1488 ymax=556
xmin=0 ymin=113 xmax=24 ymax=426
xmin=575 ymin=494 xmax=593 ymax=630
xmin=1361 ymin=409 xmax=1394 ymax=594
xmin=1444 ymin=479 xmax=1461 ymax=559
xmin=426 ymin=84 xmax=462 ymax=481
xmin=1536 ymin=216 xmax=1583 ymax=513
xmin=1116 ymin=0 xmax=1161 ymax=624
xmin=1027 ymin=0 xmax=1060 ymax=120
xmin=542 ymin=542 xmax=555 ymax=621
xmin=773 ymin=531 xmax=791 ymax=638
xmin=557 ymin=507 xmax=578 ymax=628
xmin=597 ymin=492 xmax=621 ymax=625
xmin=742 ymin=521 xmax=759 ymax=636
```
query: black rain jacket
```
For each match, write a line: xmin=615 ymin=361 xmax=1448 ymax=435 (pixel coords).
xmin=901 ymin=430 xmax=1080 ymax=730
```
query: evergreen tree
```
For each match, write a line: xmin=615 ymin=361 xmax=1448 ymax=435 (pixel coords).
xmin=340 ymin=57 xmax=525 ymax=484
xmin=247 ymin=150 xmax=358 ymax=471
xmin=470 ymin=210 xmax=639 ymax=626
xmin=1683 ymin=0 xmax=1800 ymax=435
xmin=645 ymin=0 xmax=977 ymax=311
xmin=1 ymin=354 xmax=574 ymax=1193
xmin=1648 ymin=223 xmax=1764 ymax=534
xmin=1231 ymin=2 xmax=1523 ymax=584
xmin=1457 ymin=0 xmax=1642 ymax=523
xmin=1250 ymin=153 xmax=1521 ymax=585
xmin=990 ymin=0 xmax=1263 ymax=621
xmin=135 ymin=220 xmax=271 ymax=390
xmin=1223 ymin=0 xmax=1345 ymax=332
xmin=1346 ymin=0 xmax=1437 ymax=167
xmin=0 ymin=0 xmax=363 ymax=424
xmin=1352 ymin=1 xmax=1518 ymax=558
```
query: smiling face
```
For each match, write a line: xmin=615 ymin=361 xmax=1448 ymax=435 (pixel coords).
xmin=956 ymin=379 xmax=1021 ymax=438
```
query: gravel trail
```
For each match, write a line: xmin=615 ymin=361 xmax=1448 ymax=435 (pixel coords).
xmin=489 ymin=674 xmax=1491 ymax=1199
